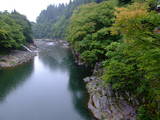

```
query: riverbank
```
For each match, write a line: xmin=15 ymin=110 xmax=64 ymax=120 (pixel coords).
xmin=83 ymin=64 xmax=136 ymax=120
xmin=0 ymin=44 xmax=37 ymax=68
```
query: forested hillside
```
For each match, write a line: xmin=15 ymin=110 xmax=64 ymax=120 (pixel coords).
xmin=32 ymin=0 xmax=137 ymax=39
xmin=67 ymin=0 xmax=160 ymax=119
xmin=0 ymin=11 xmax=33 ymax=49
xmin=32 ymin=0 xmax=106 ymax=39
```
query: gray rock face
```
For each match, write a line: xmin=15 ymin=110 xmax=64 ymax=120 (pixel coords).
xmin=84 ymin=76 xmax=97 ymax=82
xmin=84 ymin=76 xmax=136 ymax=120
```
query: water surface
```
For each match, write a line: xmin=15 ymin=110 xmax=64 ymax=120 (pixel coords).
xmin=0 ymin=40 xmax=93 ymax=120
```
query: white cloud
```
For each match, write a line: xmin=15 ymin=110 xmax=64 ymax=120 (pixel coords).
xmin=0 ymin=0 xmax=69 ymax=22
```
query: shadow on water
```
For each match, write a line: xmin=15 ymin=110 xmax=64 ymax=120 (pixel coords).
xmin=0 ymin=61 xmax=34 ymax=102
xmin=68 ymin=55 xmax=93 ymax=120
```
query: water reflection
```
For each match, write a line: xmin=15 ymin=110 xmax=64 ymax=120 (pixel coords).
xmin=38 ymin=45 xmax=70 ymax=72
xmin=0 ymin=61 xmax=34 ymax=102
xmin=68 ymin=64 xmax=93 ymax=120
xmin=0 ymin=41 xmax=93 ymax=120
xmin=38 ymin=43 xmax=93 ymax=119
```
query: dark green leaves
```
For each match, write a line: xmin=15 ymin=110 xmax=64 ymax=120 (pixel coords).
xmin=0 ymin=11 xmax=32 ymax=49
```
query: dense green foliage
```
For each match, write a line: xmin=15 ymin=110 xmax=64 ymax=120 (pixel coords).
xmin=0 ymin=11 xmax=33 ymax=49
xmin=66 ymin=0 xmax=160 ymax=119
xmin=32 ymin=0 xmax=107 ymax=39
xmin=103 ymin=2 xmax=160 ymax=119
xmin=32 ymin=4 xmax=67 ymax=38
xmin=67 ymin=1 xmax=120 ymax=64
xmin=11 ymin=11 xmax=33 ymax=43
xmin=33 ymin=0 xmax=158 ymax=39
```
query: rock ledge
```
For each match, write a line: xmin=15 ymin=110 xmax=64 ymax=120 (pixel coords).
xmin=0 ymin=44 xmax=37 ymax=68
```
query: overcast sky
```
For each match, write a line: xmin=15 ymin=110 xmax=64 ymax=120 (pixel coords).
xmin=0 ymin=0 xmax=70 ymax=22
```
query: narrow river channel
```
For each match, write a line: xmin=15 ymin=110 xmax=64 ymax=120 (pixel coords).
xmin=0 ymin=40 xmax=93 ymax=120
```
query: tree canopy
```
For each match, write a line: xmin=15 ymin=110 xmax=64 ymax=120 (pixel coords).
xmin=67 ymin=0 xmax=120 ymax=64
xmin=0 ymin=11 xmax=33 ymax=49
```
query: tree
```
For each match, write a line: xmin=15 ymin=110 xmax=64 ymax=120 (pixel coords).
xmin=0 ymin=11 xmax=32 ymax=49
xmin=103 ymin=2 xmax=160 ymax=119
xmin=32 ymin=0 xmax=104 ymax=39
xmin=11 ymin=10 xmax=33 ymax=43
xmin=67 ymin=0 xmax=120 ymax=64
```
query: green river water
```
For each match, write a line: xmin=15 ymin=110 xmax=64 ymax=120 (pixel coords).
xmin=0 ymin=40 xmax=94 ymax=120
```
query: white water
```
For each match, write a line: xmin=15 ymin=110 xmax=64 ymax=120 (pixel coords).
xmin=22 ymin=45 xmax=33 ymax=52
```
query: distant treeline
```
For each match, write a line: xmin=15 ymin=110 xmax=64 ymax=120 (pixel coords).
xmin=32 ymin=0 xmax=107 ymax=39
xmin=32 ymin=0 xmax=135 ymax=39
xmin=0 ymin=11 xmax=33 ymax=49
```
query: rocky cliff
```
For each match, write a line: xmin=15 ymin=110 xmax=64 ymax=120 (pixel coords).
xmin=84 ymin=64 xmax=136 ymax=120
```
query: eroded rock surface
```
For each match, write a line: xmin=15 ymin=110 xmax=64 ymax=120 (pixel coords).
xmin=85 ymin=76 xmax=136 ymax=120
xmin=84 ymin=63 xmax=136 ymax=120
xmin=0 ymin=44 xmax=37 ymax=68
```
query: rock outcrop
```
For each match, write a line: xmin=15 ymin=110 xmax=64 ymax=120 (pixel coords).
xmin=0 ymin=44 xmax=37 ymax=68
xmin=84 ymin=64 xmax=136 ymax=120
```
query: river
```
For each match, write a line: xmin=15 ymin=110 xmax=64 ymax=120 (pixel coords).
xmin=0 ymin=40 xmax=94 ymax=120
